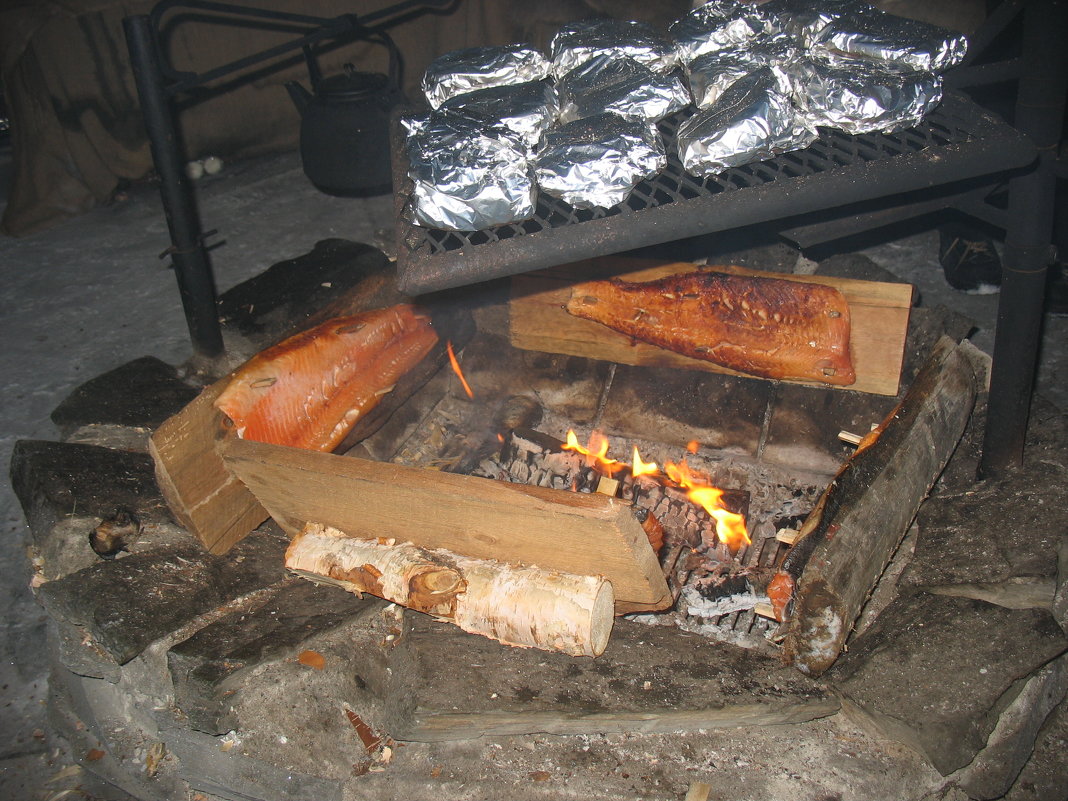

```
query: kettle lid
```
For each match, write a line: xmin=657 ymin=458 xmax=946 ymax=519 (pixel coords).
xmin=317 ymin=63 xmax=389 ymax=101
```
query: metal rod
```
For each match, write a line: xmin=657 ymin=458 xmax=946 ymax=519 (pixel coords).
xmin=980 ymin=0 xmax=1068 ymax=475
xmin=168 ymin=16 xmax=355 ymax=94
xmin=944 ymin=57 xmax=1025 ymax=89
xmin=124 ymin=14 xmax=225 ymax=360
xmin=959 ymin=0 xmax=1025 ymax=68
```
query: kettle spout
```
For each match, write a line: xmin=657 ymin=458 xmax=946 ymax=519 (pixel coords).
xmin=285 ymin=81 xmax=313 ymax=114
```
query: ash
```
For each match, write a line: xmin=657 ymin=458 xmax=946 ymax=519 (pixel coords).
xmin=470 ymin=419 xmax=828 ymax=652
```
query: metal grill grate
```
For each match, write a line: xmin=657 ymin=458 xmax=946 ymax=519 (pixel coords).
xmin=393 ymin=93 xmax=1033 ymax=294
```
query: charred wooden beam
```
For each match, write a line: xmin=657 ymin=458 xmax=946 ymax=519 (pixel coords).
xmin=779 ymin=337 xmax=979 ymax=676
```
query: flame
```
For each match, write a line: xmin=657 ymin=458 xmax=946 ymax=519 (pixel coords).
xmin=686 ymin=440 xmax=700 ymax=454
xmin=631 ymin=446 xmax=659 ymax=478
xmin=664 ymin=460 xmax=750 ymax=552
xmin=446 ymin=341 xmax=474 ymax=399
xmin=560 ymin=436 xmax=747 ymax=550
xmin=563 ymin=429 xmax=624 ymax=474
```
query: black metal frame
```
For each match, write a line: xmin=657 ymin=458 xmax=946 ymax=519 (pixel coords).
xmin=393 ymin=94 xmax=1034 ymax=292
xmin=392 ymin=0 xmax=1067 ymax=476
xmin=123 ymin=0 xmax=452 ymax=359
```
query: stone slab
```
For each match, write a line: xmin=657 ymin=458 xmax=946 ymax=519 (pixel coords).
xmin=760 ymin=381 xmax=898 ymax=474
xmin=760 ymin=304 xmax=974 ymax=476
xmin=830 ymin=592 xmax=1068 ymax=775
xmin=164 ymin=726 xmax=343 ymax=801
xmin=50 ymin=356 xmax=197 ymax=439
xmin=169 ymin=578 xmax=375 ymax=734
xmin=601 ymin=365 xmax=772 ymax=456
xmin=1054 ymin=534 xmax=1068 ymax=636
xmin=901 ymin=399 xmax=1068 ymax=594
xmin=955 ymin=652 xmax=1068 ymax=800
xmin=9 ymin=439 xmax=188 ymax=581
xmin=1003 ymin=694 xmax=1068 ymax=801
xmin=37 ymin=529 xmax=288 ymax=667
xmin=383 ymin=616 xmax=838 ymax=742
xmin=217 ymin=238 xmax=403 ymax=351
xmin=457 ymin=332 xmax=613 ymax=427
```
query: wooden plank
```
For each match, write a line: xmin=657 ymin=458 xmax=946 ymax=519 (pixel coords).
xmin=383 ymin=617 xmax=839 ymax=741
xmin=510 ymin=258 xmax=914 ymax=396
xmin=152 ymin=304 xmax=472 ymax=554
xmin=782 ymin=337 xmax=979 ymax=676
xmin=218 ymin=437 xmax=672 ymax=613
xmin=149 ymin=380 xmax=269 ymax=555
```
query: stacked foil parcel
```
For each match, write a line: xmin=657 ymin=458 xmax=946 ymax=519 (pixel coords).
xmin=406 ymin=2 xmax=967 ymax=230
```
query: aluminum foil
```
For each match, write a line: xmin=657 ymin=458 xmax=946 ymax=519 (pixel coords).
xmin=670 ymin=1 xmax=769 ymax=65
xmin=759 ymin=0 xmax=874 ymax=47
xmin=812 ymin=10 xmax=968 ymax=73
xmin=422 ymin=44 xmax=551 ymax=109
xmin=792 ymin=57 xmax=943 ymax=134
xmin=676 ymin=66 xmax=815 ymax=176
xmin=534 ymin=112 xmax=666 ymax=209
xmin=406 ymin=115 xmax=536 ymax=230
xmin=688 ymin=49 xmax=775 ymax=109
xmin=438 ymin=80 xmax=559 ymax=148
xmin=550 ymin=18 xmax=678 ymax=78
xmin=557 ymin=54 xmax=691 ymax=124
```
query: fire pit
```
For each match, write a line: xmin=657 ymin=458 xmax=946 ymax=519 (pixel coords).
xmin=12 ymin=241 xmax=1068 ymax=800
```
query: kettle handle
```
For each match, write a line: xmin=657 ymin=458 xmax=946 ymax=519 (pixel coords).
xmin=301 ymin=44 xmax=326 ymax=92
xmin=373 ymin=31 xmax=403 ymax=93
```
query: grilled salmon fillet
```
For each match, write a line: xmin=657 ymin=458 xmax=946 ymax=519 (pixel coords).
xmin=566 ymin=271 xmax=855 ymax=385
xmin=215 ymin=304 xmax=438 ymax=451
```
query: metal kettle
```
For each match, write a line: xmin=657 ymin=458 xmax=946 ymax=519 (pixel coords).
xmin=285 ymin=32 xmax=404 ymax=196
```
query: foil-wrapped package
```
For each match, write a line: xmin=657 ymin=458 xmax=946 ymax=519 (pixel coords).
xmin=422 ymin=44 xmax=551 ymax=109
xmin=406 ymin=115 xmax=536 ymax=230
xmin=685 ymin=43 xmax=799 ymax=109
xmin=534 ymin=112 xmax=666 ymax=209
xmin=792 ymin=58 xmax=943 ymax=134
xmin=759 ymin=0 xmax=874 ymax=47
xmin=438 ymin=80 xmax=559 ymax=148
xmin=557 ymin=55 xmax=690 ymax=124
xmin=677 ymin=67 xmax=815 ymax=176
xmin=550 ymin=18 xmax=678 ymax=78
xmin=670 ymin=1 xmax=769 ymax=65
xmin=812 ymin=10 xmax=968 ymax=73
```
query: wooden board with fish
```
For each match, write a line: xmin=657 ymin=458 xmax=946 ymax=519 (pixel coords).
xmin=509 ymin=258 xmax=913 ymax=396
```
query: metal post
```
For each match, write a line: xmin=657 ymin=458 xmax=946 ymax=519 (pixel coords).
xmin=980 ymin=0 xmax=1068 ymax=476
xmin=123 ymin=14 xmax=225 ymax=359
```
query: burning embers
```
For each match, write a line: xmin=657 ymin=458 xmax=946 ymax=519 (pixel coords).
xmin=561 ymin=429 xmax=750 ymax=552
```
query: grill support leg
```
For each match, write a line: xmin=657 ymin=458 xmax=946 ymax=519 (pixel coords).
xmin=980 ymin=0 xmax=1068 ymax=476
xmin=123 ymin=14 xmax=225 ymax=361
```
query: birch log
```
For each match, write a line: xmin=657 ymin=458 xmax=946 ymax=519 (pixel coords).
xmin=286 ymin=523 xmax=615 ymax=657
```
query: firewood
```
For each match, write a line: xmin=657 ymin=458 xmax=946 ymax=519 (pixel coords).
xmin=635 ymin=507 xmax=665 ymax=555
xmin=220 ymin=437 xmax=670 ymax=613
xmin=287 ymin=523 xmax=615 ymax=657
xmin=596 ymin=475 xmax=620 ymax=497
xmin=781 ymin=337 xmax=978 ymax=675
xmin=753 ymin=602 xmax=778 ymax=621
xmin=775 ymin=528 xmax=801 ymax=546
xmin=837 ymin=430 xmax=863 ymax=446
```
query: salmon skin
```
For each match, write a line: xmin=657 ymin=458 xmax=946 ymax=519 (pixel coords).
xmin=566 ymin=270 xmax=856 ymax=385
xmin=215 ymin=304 xmax=438 ymax=451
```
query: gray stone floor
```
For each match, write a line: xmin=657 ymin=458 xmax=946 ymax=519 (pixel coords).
xmin=1 ymin=144 xmax=1065 ymax=799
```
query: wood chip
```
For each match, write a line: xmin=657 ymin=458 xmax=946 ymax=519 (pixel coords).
xmin=297 ymin=649 xmax=326 ymax=669
xmin=344 ymin=705 xmax=382 ymax=753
